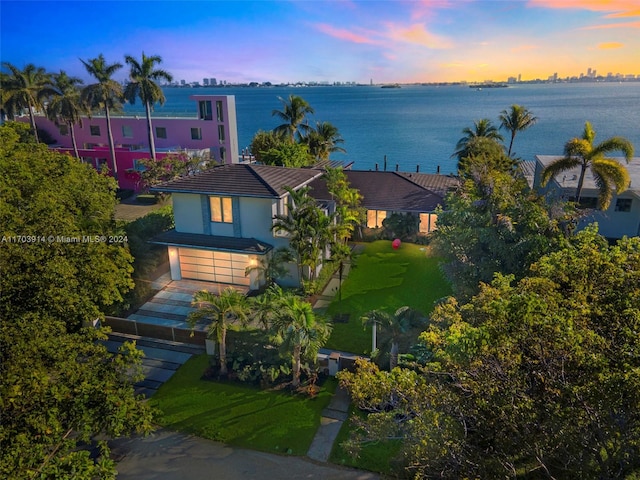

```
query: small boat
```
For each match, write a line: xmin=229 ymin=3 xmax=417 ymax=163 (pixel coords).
xmin=381 ymin=84 xmax=401 ymax=89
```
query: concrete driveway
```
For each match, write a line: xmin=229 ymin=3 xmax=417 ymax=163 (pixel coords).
xmin=111 ymin=429 xmax=379 ymax=480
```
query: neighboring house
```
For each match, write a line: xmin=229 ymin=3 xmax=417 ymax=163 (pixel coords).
xmin=151 ymin=164 xmax=457 ymax=290
xmin=309 ymin=170 xmax=459 ymax=234
xmin=16 ymin=95 xmax=239 ymax=191
xmin=534 ymin=155 xmax=640 ymax=239
xmin=150 ymin=164 xmax=325 ymax=289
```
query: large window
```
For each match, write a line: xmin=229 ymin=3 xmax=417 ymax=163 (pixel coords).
xmin=191 ymin=127 xmax=202 ymax=140
xmin=366 ymin=210 xmax=387 ymax=228
xmin=615 ymin=198 xmax=632 ymax=212
xmin=210 ymin=196 xmax=233 ymax=223
xmin=419 ymin=213 xmax=438 ymax=233
xmin=216 ymin=100 xmax=224 ymax=122
xmin=155 ymin=126 xmax=167 ymax=139
xmin=90 ymin=125 xmax=101 ymax=136
xmin=58 ymin=124 xmax=69 ymax=136
xmin=198 ymin=100 xmax=212 ymax=120
xmin=218 ymin=125 xmax=226 ymax=142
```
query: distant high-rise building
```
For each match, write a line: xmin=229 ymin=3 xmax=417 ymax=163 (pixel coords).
xmin=210 ymin=78 xmax=217 ymax=86
xmin=180 ymin=79 xmax=186 ymax=85
xmin=517 ymin=73 xmax=521 ymax=82
xmin=203 ymin=78 xmax=209 ymax=86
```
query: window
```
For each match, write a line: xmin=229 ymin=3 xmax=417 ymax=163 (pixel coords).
xmin=156 ymin=126 xmax=167 ymax=139
xmin=366 ymin=210 xmax=387 ymax=228
xmin=577 ymin=197 xmax=598 ymax=209
xmin=216 ymin=100 xmax=224 ymax=122
xmin=219 ymin=147 xmax=226 ymax=161
xmin=218 ymin=125 xmax=226 ymax=142
xmin=90 ymin=125 xmax=101 ymax=136
xmin=198 ymin=100 xmax=212 ymax=120
xmin=419 ymin=213 xmax=438 ymax=233
xmin=122 ymin=125 xmax=133 ymax=138
xmin=58 ymin=124 xmax=69 ymax=136
xmin=210 ymin=196 xmax=233 ymax=223
xmin=191 ymin=127 xmax=202 ymax=140
xmin=96 ymin=158 xmax=108 ymax=172
xmin=615 ymin=198 xmax=632 ymax=212
xmin=133 ymin=159 xmax=147 ymax=172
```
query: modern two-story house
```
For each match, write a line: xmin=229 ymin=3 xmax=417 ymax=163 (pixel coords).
xmin=150 ymin=164 xmax=458 ymax=290
xmin=534 ymin=154 xmax=640 ymax=239
xmin=16 ymin=95 xmax=239 ymax=191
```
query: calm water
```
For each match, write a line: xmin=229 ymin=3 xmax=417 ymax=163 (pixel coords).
xmin=123 ymin=83 xmax=640 ymax=175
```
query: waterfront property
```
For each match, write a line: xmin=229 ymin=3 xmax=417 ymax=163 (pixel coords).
xmin=534 ymin=155 xmax=640 ymax=239
xmin=16 ymin=95 xmax=239 ymax=191
xmin=149 ymin=164 xmax=456 ymax=290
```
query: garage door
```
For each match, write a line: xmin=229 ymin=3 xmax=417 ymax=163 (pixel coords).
xmin=178 ymin=248 xmax=250 ymax=286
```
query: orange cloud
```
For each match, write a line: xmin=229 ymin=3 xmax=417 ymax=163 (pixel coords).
xmin=510 ymin=44 xmax=538 ymax=53
xmin=528 ymin=0 xmax=639 ymax=14
xmin=597 ymin=42 xmax=625 ymax=49
xmin=605 ymin=9 xmax=640 ymax=18
xmin=582 ymin=20 xmax=640 ymax=29
xmin=384 ymin=22 xmax=453 ymax=48
xmin=314 ymin=23 xmax=380 ymax=44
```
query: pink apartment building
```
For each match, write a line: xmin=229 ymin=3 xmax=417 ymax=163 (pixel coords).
xmin=17 ymin=95 xmax=239 ymax=192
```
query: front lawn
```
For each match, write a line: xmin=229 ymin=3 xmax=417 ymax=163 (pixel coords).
xmin=150 ymin=354 xmax=337 ymax=456
xmin=325 ymin=240 xmax=452 ymax=354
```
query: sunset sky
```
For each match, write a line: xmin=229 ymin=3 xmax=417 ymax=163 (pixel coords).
xmin=1 ymin=0 xmax=639 ymax=84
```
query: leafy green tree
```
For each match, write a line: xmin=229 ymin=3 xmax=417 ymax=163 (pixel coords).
xmin=124 ymin=52 xmax=173 ymax=160
xmin=457 ymin=135 xmax=516 ymax=177
xmin=381 ymin=212 xmax=419 ymax=241
xmin=301 ymin=121 xmax=346 ymax=161
xmin=433 ymin=155 xmax=575 ymax=299
xmin=324 ymin=166 xmax=364 ymax=242
xmin=0 ymin=62 xmax=54 ymax=142
xmin=0 ymin=313 xmax=154 ymax=479
xmin=272 ymin=94 xmax=314 ymax=142
xmin=541 ymin=121 xmax=634 ymax=210
xmin=188 ymin=288 xmax=251 ymax=376
xmin=499 ymin=104 xmax=537 ymax=157
xmin=46 ymin=70 xmax=87 ymax=159
xmin=361 ymin=306 xmax=419 ymax=369
xmin=271 ymin=293 xmax=331 ymax=387
xmin=81 ymin=54 xmax=124 ymax=180
xmin=249 ymin=129 xmax=287 ymax=163
xmin=342 ymin=227 xmax=640 ymax=478
xmin=0 ymin=124 xmax=134 ymax=331
xmin=453 ymin=118 xmax=504 ymax=166
xmin=259 ymin=141 xmax=314 ymax=167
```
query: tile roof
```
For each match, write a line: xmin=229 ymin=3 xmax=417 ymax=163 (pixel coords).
xmin=308 ymin=170 xmax=450 ymax=212
xmin=149 ymin=230 xmax=273 ymax=254
xmin=151 ymin=163 xmax=323 ymax=198
xmin=395 ymin=172 xmax=460 ymax=198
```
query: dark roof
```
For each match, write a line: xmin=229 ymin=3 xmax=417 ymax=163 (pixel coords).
xmin=149 ymin=230 xmax=273 ymax=255
xmin=308 ymin=170 xmax=448 ymax=212
xmin=151 ymin=163 xmax=323 ymax=198
xmin=395 ymin=172 xmax=460 ymax=198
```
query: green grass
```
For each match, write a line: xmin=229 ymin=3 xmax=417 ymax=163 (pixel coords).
xmin=150 ymin=354 xmax=337 ymax=455
xmin=325 ymin=240 xmax=452 ymax=354
xmin=330 ymin=406 xmax=404 ymax=475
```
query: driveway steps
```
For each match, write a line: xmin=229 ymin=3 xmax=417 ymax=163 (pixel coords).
xmin=136 ymin=302 xmax=194 ymax=316
xmin=145 ymin=296 xmax=194 ymax=308
xmin=126 ymin=314 xmax=190 ymax=329
xmin=132 ymin=309 xmax=191 ymax=323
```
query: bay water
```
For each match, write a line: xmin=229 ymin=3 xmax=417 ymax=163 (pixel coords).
xmin=123 ymin=83 xmax=640 ymax=175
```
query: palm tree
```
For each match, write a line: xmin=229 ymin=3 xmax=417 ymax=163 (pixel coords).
xmin=361 ymin=306 xmax=419 ymax=369
xmin=453 ymin=118 xmax=504 ymax=164
xmin=80 ymin=54 xmax=123 ymax=180
xmin=541 ymin=121 xmax=634 ymax=210
xmin=187 ymin=288 xmax=251 ymax=376
xmin=1 ymin=62 xmax=54 ymax=142
xmin=499 ymin=104 xmax=538 ymax=157
xmin=124 ymin=52 xmax=173 ymax=160
xmin=272 ymin=94 xmax=314 ymax=142
xmin=302 ymin=121 xmax=346 ymax=161
xmin=244 ymin=246 xmax=294 ymax=286
xmin=47 ymin=71 xmax=86 ymax=159
xmin=271 ymin=293 xmax=331 ymax=387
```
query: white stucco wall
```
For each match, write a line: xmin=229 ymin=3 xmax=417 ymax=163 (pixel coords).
xmin=173 ymin=193 xmax=204 ymax=234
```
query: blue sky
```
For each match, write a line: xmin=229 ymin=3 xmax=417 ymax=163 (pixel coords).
xmin=1 ymin=0 xmax=639 ymax=84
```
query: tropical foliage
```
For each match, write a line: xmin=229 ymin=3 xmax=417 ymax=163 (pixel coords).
xmin=272 ymin=94 xmax=315 ymax=142
xmin=301 ymin=121 xmax=346 ymax=161
xmin=46 ymin=70 xmax=87 ymax=159
xmin=499 ymin=104 xmax=537 ymax=157
xmin=541 ymin=121 xmax=634 ymax=210
xmin=124 ymin=52 xmax=173 ymax=160
xmin=361 ymin=306 xmax=420 ymax=369
xmin=80 ymin=54 xmax=124 ymax=179
xmin=453 ymin=118 xmax=504 ymax=166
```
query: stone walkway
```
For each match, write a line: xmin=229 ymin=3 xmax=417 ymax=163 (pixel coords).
xmin=307 ymin=384 xmax=351 ymax=462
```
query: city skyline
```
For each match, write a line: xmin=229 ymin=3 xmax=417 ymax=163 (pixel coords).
xmin=1 ymin=0 xmax=639 ymax=84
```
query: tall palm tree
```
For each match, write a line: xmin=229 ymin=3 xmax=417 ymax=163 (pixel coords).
xmin=1 ymin=62 xmax=54 ymax=142
xmin=187 ymin=288 xmax=251 ymax=376
xmin=124 ymin=52 xmax=173 ymax=160
xmin=541 ymin=121 xmax=634 ymax=210
xmin=272 ymin=94 xmax=314 ymax=142
xmin=361 ymin=306 xmax=418 ymax=369
xmin=47 ymin=71 xmax=86 ymax=159
xmin=302 ymin=121 xmax=346 ymax=161
xmin=80 ymin=54 xmax=123 ymax=180
xmin=499 ymin=104 xmax=538 ymax=157
xmin=271 ymin=293 xmax=331 ymax=387
xmin=453 ymin=118 xmax=504 ymax=163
